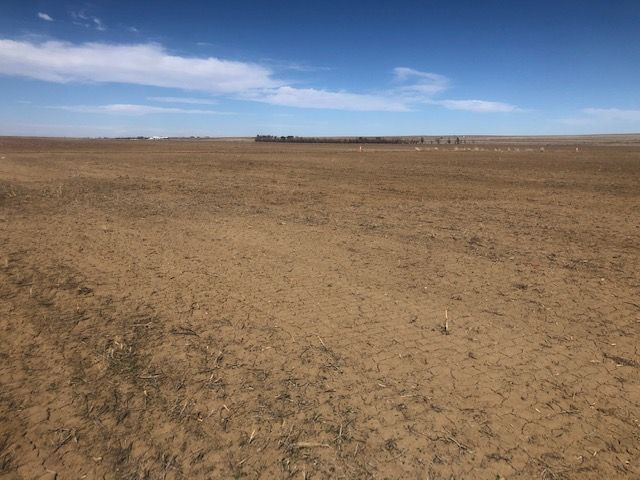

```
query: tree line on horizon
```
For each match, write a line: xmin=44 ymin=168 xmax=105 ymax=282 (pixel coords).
xmin=255 ymin=135 xmax=464 ymax=145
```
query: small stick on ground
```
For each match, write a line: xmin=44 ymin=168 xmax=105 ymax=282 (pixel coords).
xmin=213 ymin=351 xmax=223 ymax=368
xmin=442 ymin=429 xmax=471 ymax=452
xmin=294 ymin=441 xmax=331 ymax=449
xmin=178 ymin=398 xmax=189 ymax=418
xmin=171 ymin=326 xmax=198 ymax=336
xmin=443 ymin=308 xmax=450 ymax=335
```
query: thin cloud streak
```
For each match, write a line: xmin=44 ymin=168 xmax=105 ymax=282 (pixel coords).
xmin=436 ymin=99 xmax=522 ymax=113
xmin=71 ymin=11 xmax=107 ymax=31
xmin=559 ymin=108 xmax=640 ymax=126
xmin=148 ymin=96 xmax=219 ymax=105
xmin=582 ymin=108 xmax=640 ymax=122
xmin=37 ymin=12 xmax=54 ymax=22
xmin=53 ymin=103 xmax=232 ymax=115
xmin=392 ymin=67 xmax=449 ymax=97
xmin=249 ymin=86 xmax=409 ymax=112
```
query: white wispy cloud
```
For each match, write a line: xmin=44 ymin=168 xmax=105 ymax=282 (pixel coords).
xmin=248 ymin=67 xmax=448 ymax=111
xmin=93 ymin=17 xmax=106 ymax=31
xmin=37 ymin=12 xmax=54 ymax=22
xmin=148 ymin=96 xmax=219 ymax=105
xmin=0 ymin=39 xmax=279 ymax=93
xmin=249 ymin=86 xmax=409 ymax=112
xmin=559 ymin=108 xmax=640 ymax=126
xmin=71 ymin=11 xmax=106 ymax=31
xmin=392 ymin=67 xmax=449 ymax=97
xmin=261 ymin=58 xmax=332 ymax=73
xmin=436 ymin=99 xmax=522 ymax=113
xmin=390 ymin=69 xmax=520 ymax=112
xmin=0 ymin=38 xmax=522 ymax=113
xmin=582 ymin=108 xmax=640 ymax=122
xmin=53 ymin=103 xmax=231 ymax=115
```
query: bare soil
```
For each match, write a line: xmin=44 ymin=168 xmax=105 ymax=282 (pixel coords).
xmin=1 ymin=138 xmax=639 ymax=479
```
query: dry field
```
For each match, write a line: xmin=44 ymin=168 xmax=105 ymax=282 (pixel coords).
xmin=1 ymin=138 xmax=639 ymax=479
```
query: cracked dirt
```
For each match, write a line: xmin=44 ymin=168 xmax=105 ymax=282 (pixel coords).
xmin=1 ymin=138 xmax=639 ymax=479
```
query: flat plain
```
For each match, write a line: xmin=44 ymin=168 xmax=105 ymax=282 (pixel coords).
xmin=1 ymin=137 xmax=639 ymax=479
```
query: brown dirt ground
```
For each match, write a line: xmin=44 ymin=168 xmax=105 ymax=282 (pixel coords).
xmin=0 ymin=138 xmax=639 ymax=479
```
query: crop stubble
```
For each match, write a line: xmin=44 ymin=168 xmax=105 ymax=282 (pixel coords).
xmin=0 ymin=138 xmax=639 ymax=478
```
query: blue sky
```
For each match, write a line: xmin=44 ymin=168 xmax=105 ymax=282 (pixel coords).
xmin=0 ymin=1 xmax=639 ymax=137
